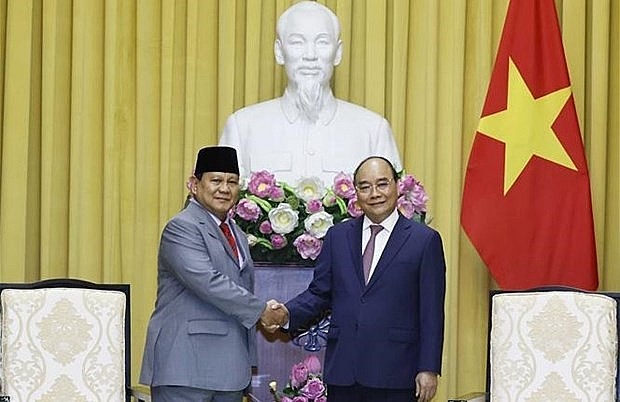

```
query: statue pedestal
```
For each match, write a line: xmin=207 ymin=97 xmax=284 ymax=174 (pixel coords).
xmin=250 ymin=264 xmax=326 ymax=402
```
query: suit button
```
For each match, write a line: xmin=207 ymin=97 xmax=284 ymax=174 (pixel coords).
xmin=360 ymin=297 xmax=366 ymax=303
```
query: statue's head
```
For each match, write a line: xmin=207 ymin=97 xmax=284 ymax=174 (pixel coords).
xmin=274 ymin=1 xmax=343 ymax=91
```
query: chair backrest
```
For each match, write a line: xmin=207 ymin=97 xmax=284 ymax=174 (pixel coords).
xmin=487 ymin=289 xmax=619 ymax=402
xmin=0 ymin=279 xmax=131 ymax=402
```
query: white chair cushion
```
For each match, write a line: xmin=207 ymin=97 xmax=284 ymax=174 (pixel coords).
xmin=490 ymin=291 xmax=617 ymax=402
xmin=1 ymin=287 xmax=126 ymax=401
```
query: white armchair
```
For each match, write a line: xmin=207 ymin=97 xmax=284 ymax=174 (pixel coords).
xmin=450 ymin=289 xmax=619 ymax=402
xmin=0 ymin=279 xmax=150 ymax=402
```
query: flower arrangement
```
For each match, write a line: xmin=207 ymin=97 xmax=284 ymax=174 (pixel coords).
xmin=233 ymin=170 xmax=428 ymax=265
xmin=269 ymin=355 xmax=326 ymax=402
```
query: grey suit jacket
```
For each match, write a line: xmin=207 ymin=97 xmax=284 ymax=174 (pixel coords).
xmin=139 ymin=201 xmax=265 ymax=391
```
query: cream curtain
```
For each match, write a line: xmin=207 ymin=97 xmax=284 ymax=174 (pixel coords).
xmin=0 ymin=0 xmax=617 ymax=399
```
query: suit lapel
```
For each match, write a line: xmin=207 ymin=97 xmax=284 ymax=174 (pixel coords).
xmin=347 ymin=218 xmax=365 ymax=287
xmin=230 ymin=221 xmax=248 ymax=270
xmin=365 ymin=215 xmax=411 ymax=290
xmin=188 ymin=202 xmax=241 ymax=268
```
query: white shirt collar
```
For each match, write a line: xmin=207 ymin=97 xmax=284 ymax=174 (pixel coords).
xmin=362 ymin=209 xmax=399 ymax=233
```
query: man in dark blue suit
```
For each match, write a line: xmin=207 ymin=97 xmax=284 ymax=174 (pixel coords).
xmin=274 ymin=156 xmax=446 ymax=402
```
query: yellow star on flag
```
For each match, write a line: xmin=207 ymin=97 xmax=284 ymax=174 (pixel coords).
xmin=477 ymin=57 xmax=577 ymax=194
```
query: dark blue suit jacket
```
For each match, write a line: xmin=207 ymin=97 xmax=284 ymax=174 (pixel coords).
xmin=286 ymin=213 xmax=446 ymax=389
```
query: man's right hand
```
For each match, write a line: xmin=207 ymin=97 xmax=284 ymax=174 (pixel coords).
xmin=260 ymin=299 xmax=289 ymax=333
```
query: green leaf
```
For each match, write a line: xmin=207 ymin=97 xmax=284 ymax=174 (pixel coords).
xmin=247 ymin=195 xmax=273 ymax=212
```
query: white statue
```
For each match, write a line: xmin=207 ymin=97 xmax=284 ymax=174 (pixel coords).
xmin=219 ymin=1 xmax=402 ymax=185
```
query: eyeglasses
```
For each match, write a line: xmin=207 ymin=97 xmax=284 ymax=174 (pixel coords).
xmin=355 ymin=178 xmax=394 ymax=194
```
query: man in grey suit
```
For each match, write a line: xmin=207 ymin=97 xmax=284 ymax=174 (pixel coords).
xmin=140 ymin=146 xmax=284 ymax=402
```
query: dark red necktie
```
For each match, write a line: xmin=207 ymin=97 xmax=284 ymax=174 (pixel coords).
xmin=363 ymin=225 xmax=383 ymax=284
xmin=220 ymin=222 xmax=239 ymax=257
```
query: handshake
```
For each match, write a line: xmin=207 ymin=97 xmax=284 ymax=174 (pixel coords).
xmin=260 ymin=299 xmax=290 ymax=333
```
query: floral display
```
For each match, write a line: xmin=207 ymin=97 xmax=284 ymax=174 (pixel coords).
xmin=231 ymin=170 xmax=428 ymax=265
xmin=269 ymin=355 xmax=327 ymax=402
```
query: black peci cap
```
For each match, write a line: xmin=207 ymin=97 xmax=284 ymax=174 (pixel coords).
xmin=194 ymin=146 xmax=239 ymax=176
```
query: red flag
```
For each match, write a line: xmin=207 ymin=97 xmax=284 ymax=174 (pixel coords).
xmin=461 ymin=0 xmax=598 ymax=290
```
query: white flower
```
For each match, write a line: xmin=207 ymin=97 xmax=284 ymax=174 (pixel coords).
xmin=295 ymin=177 xmax=327 ymax=202
xmin=268 ymin=203 xmax=299 ymax=234
xmin=304 ymin=211 xmax=334 ymax=239
xmin=246 ymin=233 xmax=258 ymax=246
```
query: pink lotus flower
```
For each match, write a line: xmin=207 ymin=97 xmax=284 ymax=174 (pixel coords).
xmin=290 ymin=362 xmax=309 ymax=388
xmin=301 ymin=378 xmax=326 ymax=400
xmin=259 ymin=220 xmax=273 ymax=234
xmin=305 ymin=199 xmax=324 ymax=214
xmin=397 ymin=197 xmax=417 ymax=219
xmin=270 ymin=356 xmax=326 ymax=402
xmin=408 ymin=183 xmax=429 ymax=212
xmin=270 ymin=186 xmax=285 ymax=201
xmin=399 ymin=174 xmax=428 ymax=212
xmin=293 ymin=234 xmax=323 ymax=260
xmin=270 ymin=234 xmax=288 ymax=250
xmin=332 ymin=172 xmax=356 ymax=199
xmin=347 ymin=198 xmax=363 ymax=217
xmin=248 ymin=170 xmax=277 ymax=198
xmin=235 ymin=199 xmax=261 ymax=222
xmin=303 ymin=355 xmax=322 ymax=375
xmin=398 ymin=174 xmax=418 ymax=193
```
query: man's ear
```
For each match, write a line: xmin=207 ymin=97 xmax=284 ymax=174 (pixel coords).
xmin=188 ymin=176 xmax=199 ymax=193
xmin=274 ymin=39 xmax=285 ymax=65
xmin=333 ymin=39 xmax=343 ymax=66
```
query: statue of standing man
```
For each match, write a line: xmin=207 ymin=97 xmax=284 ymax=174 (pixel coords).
xmin=219 ymin=1 xmax=402 ymax=185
